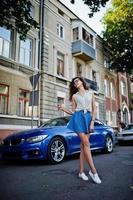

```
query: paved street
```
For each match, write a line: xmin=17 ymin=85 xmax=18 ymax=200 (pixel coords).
xmin=0 ymin=145 xmax=133 ymax=200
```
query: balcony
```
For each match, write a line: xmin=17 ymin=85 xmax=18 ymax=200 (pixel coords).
xmin=72 ymin=40 xmax=96 ymax=61
xmin=85 ymin=78 xmax=98 ymax=91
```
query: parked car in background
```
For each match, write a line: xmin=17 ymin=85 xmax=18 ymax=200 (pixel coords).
xmin=0 ymin=117 xmax=115 ymax=164
xmin=117 ymin=123 xmax=133 ymax=145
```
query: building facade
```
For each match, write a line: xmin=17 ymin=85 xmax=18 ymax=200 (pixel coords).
xmin=40 ymin=0 xmax=131 ymax=128
xmin=40 ymin=0 xmax=107 ymax=124
xmin=117 ymin=72 xmax=130 ymax=128
xmin=128 ymin=75 xmax=133 ymax=123
xmin=0 ymin=0 xmax=40 ymax=137
xmin=0 ymin=0 xmax=131 ymax=138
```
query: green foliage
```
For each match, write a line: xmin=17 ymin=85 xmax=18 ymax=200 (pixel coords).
xmin=71 ymin=0 xmax=109 ymax=17
xmin=102 ymin=0 xmax=133 ymax=74
xmin=0 ymin=0 xmax=39 ymax=40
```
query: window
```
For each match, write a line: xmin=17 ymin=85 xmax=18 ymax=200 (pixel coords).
xmin=18 ymin=89 xmax=30 ymax=117
xmin=106 ymin=110 xmax=111 ymax=125
xmin=57 ymin=51 xmax=64 ymax=77
xmin=73 ymin=27 xmax=79 ymax=41
xmin=131 ymin=82 xmax=133 ymax=93
xmin=92 ymin=70 xmax=97 ymax=82
xmin=112 ymin=112 xmax=117 ymax=126
xmin=104 ymin=79 xmax=110 ymax=97
xmin=104 ymin=57 xmax=110 ymax=68
xmin=0 ymin=27 xmax=11 ymax=58
xmin=19 ymin=38 xmax=32 ymax=66
xmin=121 ymin=80 xmax=126 ymax=96
xmin=57 ymin=23 xmax=64 ymax=39
xmin=94 ymin=121 xmax=104 ymax=126
xmin=57 ymin=97 xmax=64 ymax=117
xmin=95 ymin=102 xmax=99 ymax=119
xmin=30 ymin=5 xmax=35 ymax=18
xmin=77 ymin=63 xmax=82 ymax=77
xmin=110 ymin=81 xmax=116 ymax=99
xmin=0 ymin=84 xmax=9 ymax=114
xmin=58 ymin=9 xmax=64 ymax=16
xmin=125 ymin=124 xmax=133 ymax=130
xmin=82 ymin=28 xmax=93 ymax=47
xmin=123 ymin=107 xmax=128 ymax=124
xmin=42 ymin=117 xmax=69 ymax=127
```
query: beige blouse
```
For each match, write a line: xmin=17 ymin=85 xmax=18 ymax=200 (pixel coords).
xmin=74 ymin=90 xmax=93 ymax=113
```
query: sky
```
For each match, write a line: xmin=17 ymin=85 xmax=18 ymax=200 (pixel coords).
xmin=60 ymin=0 xmax=112 ymax=36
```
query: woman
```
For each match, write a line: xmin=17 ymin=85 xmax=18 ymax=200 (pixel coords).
xmin=59 ymin=77 xmax=101 ymax=184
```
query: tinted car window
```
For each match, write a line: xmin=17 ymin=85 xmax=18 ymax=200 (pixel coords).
xmin=41 ymin=117 xmax=105 ymax=128
xmin=41 ymin=117 xmax=70 ymax=127
xmin=124 ymin=124 xmax=133 ymax=130
xmin=94 ymin=120 xmax=104 ymax=126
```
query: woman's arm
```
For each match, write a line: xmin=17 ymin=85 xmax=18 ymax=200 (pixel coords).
xmin=71 ymin=95 xmax=77 ymax=112
xmin=91 ymin=93 xmax=96 ymax=121
xmin=89 ymin=93 xmax=96 ymax=132
xmin=58 ymin=95 xmax=77 ymax=115
xmin=58 ymin=104 xmax=73 ymax=115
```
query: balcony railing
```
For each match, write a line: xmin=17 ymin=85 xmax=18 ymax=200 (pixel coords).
xmin=85 ymin=78 xmax=98 ymax=91
xmin=72 ymin=40 xmax=96 ymax=61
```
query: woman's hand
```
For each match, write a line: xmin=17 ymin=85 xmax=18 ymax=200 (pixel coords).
xmin=58 ymin=103 xmax=74 ymax=115
xmin=58 ymin=104 xmax=64 ymax=111
xmin=89 ymin=120 xmax=94 ymax=133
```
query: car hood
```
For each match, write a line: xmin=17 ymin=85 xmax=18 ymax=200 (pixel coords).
xmin=4 ymin=126 xmax=67 ymax=140
xmin=120 ymin=129 xmax=133 ymax=134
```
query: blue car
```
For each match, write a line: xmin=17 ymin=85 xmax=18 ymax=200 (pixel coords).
xmin=0 ymin=117 xmax=115 ymax=163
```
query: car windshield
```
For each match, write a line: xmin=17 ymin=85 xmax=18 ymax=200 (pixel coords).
xmin=124 ymin=124 xmax=133 ymax=130
xmin=40 ymin=117 xmax=70 ymax=127
xmin=40 ymin=117 xmax=104 ymax=128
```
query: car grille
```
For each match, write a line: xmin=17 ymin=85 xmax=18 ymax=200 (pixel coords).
xmin=123 ymin=133 xmax=133 ymax=137
xmin=3 ymin=138 xmax=22 ymax=146
xmin=3 ymin=152 xmax=22 ymax=159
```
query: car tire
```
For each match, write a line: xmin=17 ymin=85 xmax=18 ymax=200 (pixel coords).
xmin=104 ymin=135 xmax=113 ymax=153
xmin=48 ymin=137 xmax=66 ymax=164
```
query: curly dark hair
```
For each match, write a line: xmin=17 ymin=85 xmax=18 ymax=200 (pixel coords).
xmin=69 ymin=77 xmax=89 ymax=101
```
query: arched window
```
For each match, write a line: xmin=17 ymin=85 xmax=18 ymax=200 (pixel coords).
xmin=110 ymin=81 xmax=116 ymax=99
xmin=121 ymin=80 xmax=126 ymax=96
xmin=104 ymin=79 xmax=110 ymax=97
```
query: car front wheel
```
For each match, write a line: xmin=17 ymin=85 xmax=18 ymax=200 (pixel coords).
xmin=104 ymin=136 xmax=113 ymax=153
xmin=48 ymin=137 xmax=66 ymax=164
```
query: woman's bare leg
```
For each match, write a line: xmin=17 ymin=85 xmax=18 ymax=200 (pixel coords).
xmin=78 ymin=133 xmax=97 ymax=174
xmin=79 ymin=143 xmax=84 ymax=173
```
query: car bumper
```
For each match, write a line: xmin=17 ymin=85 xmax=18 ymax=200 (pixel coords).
xmin=0 ymin=142 xmax=48 ymax=160
xmin=117 ymin=136 xmax=133 ymax=141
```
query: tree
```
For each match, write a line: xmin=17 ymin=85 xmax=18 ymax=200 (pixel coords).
xmin=0 ymin=0 xmax=109 ymax=40
xmin=0 ymin=0 xmax=39 ymax=40
xmin=70 ymin=0 xmax=109 ymax=17
xmin=102 ymin=0 xmax=133 ymax=74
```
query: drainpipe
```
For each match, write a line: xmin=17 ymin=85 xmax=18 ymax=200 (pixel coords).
xmin=38 ymin=0 xmax=44 ymax=126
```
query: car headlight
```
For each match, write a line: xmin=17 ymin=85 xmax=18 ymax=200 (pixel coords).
xmin=26 ymin=135 xmax=48 ymax=143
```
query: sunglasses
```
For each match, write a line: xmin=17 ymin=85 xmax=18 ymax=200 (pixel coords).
xmin=74 ymin=78 xmax=80 ymax=84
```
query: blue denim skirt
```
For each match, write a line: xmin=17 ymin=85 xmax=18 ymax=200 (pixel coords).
xmin=67 ymin=110 xmax=92 ymax=134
